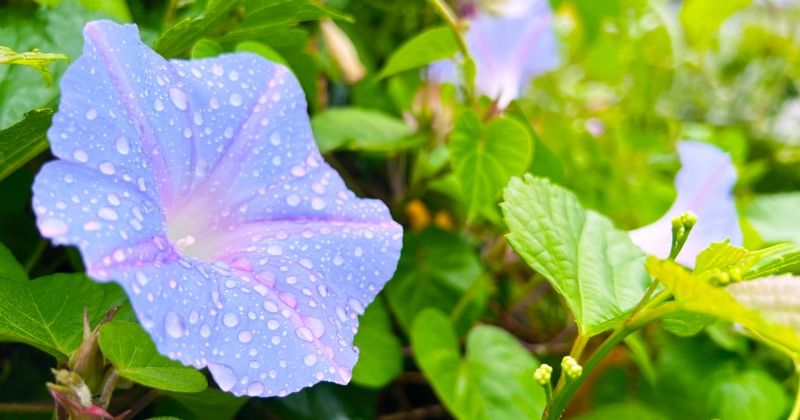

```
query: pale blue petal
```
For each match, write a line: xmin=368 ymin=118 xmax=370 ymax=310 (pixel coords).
xmin=629 ymin=141 xmax=742 ymax=267
xmin=32 ymin=20 xmax=403 ymax=397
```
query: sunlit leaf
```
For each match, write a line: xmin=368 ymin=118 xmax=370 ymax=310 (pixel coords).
xmin=311 ymin=107 xmax=416 ymax=153
xmin=746 ymin=193 xmax=800 ymax=245
xmin=0 ymin=46 xmax=68 ymax=85
xmin=502 ymin=175 xmax=652 ymax=336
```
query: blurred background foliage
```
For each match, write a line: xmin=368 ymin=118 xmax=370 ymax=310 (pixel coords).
xmin=1 ymin=0 xmax=800 ymax=418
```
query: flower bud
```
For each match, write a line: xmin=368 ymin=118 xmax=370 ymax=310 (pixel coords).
xmin=47 ymin=369 xmax=112 ymax=419
xmin=533 ymin=363 xmax=553 ymax=386
xmin=320 ymin=19 xmax=366 ymax=84
xmin=561 ymin=356 xmax=583 ymax=379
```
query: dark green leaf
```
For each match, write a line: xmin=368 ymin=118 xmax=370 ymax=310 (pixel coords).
xmin=385 ymin=228 xmax=483 ymax=331
xmin=98 ymin=321 xmax=207 ymax=393
xmin=190 ymin=39 xmax=223 ymax=58
xmin=0 ymin=241 xmax=27 ymax=283
xmin=264 ymin=382 xmax=376 ymax=420
xmin=0 ymin=108 xmax=53 ymax=181
xmin=411 ymin=309 xmax=546 ymax=419
xmin=236 ymin=41 xmax=288 ymax=65
xmin=378 ymin=26 xmax=458 ymax=79
xmin=501 ymin=175 xmax=652 ymax=336
xmin=163 ymin=388 xmax=248 ymax=420
xmin=0 ymin=273 xmax=129 ymax=360
xmin=351 ymin=299 xmax=403 ymax=388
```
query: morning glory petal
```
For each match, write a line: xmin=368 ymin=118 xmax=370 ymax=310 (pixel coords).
xmin=32 ymin=20 xmax=403 ymax=397
xmin=428 ymin=0 xmax=558 ymax=107
xmin=32 ymin=160 xmax=164 ymax=273
xmin=629 ymin=141 xmax=742 ymax=267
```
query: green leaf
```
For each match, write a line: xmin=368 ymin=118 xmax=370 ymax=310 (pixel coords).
xmin=507 ymin=102 xmax=565 ymax=183
xmin=746 ymin=193 xmax=800 ymax=245
xmin=190 ymin=39 xmax=223 ymax=59
xmin=235 ymin=41 xmax=288 ymax=65
xmin=449 ymin=110 xmax=532 ymax=220
xmin=385 ymin=228 xmax=484 ymax=332
xmin=706 ymin=370 xmax=788 ymax=420
xmin=0 ymin=241 xmax=27 ymax=283
xmin=575 ymin=402 xmax=667 ymax=420
xmin=647 ymin=258 xmax=800 ymax=356
xmin=745 ymin=244 xmax=800 ymax=279
xmin=351 ymin=299 xmax=403 ymax=388
xmin=98 ymin=321 xmax=207 ymax=393
xmin=660 ymin=311 xmax=715 ymax=337
xmin=0 ymin=108 xmax=53 ymax=182
xmin=162 ymin=388 xmax=247 ymax=420
xmin=680 ymin=0 xmax=752 ymax=48
xmin=0 ymin=46 xmax=68 ymax=85
xmin=0 ymin=2 xmax=101 ymax=128
xmin=410 ymin=309 xmax=546 ymax=420
xmin=311 ymin=107 xmax=416 ymax=153
xmin=155 ymin=0 xmax=342 ymax=58
xmin=0 ymin=273 xmax=129 ymax=360
xmin=378 ymin=26 xmax=458 ymax=79
xmin=501 ymin=175 xmax=652 ymax=336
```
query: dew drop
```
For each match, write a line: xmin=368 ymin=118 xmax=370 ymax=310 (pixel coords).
xmin=164 ymin=312 xmax=185 ymax=338
xmin=200 ymin=323 xmax=212 ymax=338
xmin=72 ymin=149 xmax=89 ymax=162
xmin=106 ymin=194 xmax=120 ymax=206
xmin=311 ymin=197 xmax=326 ymax=210
xmin=39 ymin=218 xmax=68 ymax=237
xmin=270 ymin=132 xmax=281 ymax=145
xmin=304 ymin=354 xmax=318 ymax=366
xmin=296 ymin=327 xmax=314 ymax=342
xmin=154 ymin=99 xmax=164 ymax=111
xmin=263 ymin=300 xmax=278 ymax=313
xmin=267 ymin=245 xmax=282 ymax=256
xmin=168 ymin=87 xmax=188 ymax=110
xmin=304 ymin=317 xmax=325 ymax=338
xmin=210 ymin=97 xmax=220 ymax=109
xmin=223 ymin=313 xmax=239 ymax=327
xmin=99 ymin=161 xmax=116 ymax=175
xmin=238 ymin=330 xmax=253 ymax=343
xmin=348 ymin=298 xmax=365 ymax=315
xmin=332 ymin=255 xmax=344 ymax=266
xmin=286 ymin=194 xmax=301 ymax=207
xmin=230 ymin=93 xmax=243 ymax=107
xmin=85 ymin=109 xmax=97 ymax=120
xmin=115 ymin=137 xmax=130 ymax=155
xmin=246 ymin=381 xmax=264 ymax=396
xmin=83 ymin=221 xmax=101 ymax=232
xmin=267 ymin=320 xmax=280 ymax=330
xmin=97 ymin=207 xmax=119 ymax=221
xmin=208 ymin=363 xmax=236 ymax=391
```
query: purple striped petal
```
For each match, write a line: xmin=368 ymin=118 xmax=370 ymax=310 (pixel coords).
xmin=32 ymin=20 xmax=403 ymax=397
xmin=629 ymin=141 xmax=742 ymax=267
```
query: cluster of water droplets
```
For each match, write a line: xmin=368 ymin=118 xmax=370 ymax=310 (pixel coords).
xmin=32 ymin=21 xmax=404 ymax=397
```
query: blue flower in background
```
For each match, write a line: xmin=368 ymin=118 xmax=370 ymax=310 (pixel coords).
xmin=32 ymin=21 xmax=403 ymax=397
xmin=629 ymin=141 xmax=742 ymax=267
xmin=428 ymin=0 xmax=558 ymax=107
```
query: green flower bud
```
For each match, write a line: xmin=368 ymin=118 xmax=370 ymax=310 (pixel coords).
xmin=561 ymin=356 xmax=583 ymax=379
xmin=533 ymin=364 xmax=553 ymax=386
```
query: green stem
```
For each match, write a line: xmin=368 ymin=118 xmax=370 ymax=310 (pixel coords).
xmin=24 ymin=239 xmax=47 ymax=275
xmin=551 ymin=333 xmax=590 ymax=396
xmin=790 ymin=373 xmax=800 ymax=420
xmin=427 ymin=0 xmax=475 ymax=99
xmin=544 ymin=326 xmax=633 ymax=420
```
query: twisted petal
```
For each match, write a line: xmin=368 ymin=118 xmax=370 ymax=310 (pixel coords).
xmin=32 ymin=20 xmax=402 ymax=396
xmin=428 ymin=0 xmax=558 ymax=107
xmin=629 ymin=142 xmax=742 ymax=267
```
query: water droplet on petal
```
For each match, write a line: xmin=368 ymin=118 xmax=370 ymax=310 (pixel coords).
xmin=296 ymin=327 xmax=314 ymax=342
xmin=246 ymin=381 xmax=264 ymax=396
xmin=223 ymin=313 xmax=239 ymax=327
xmin=168 ymin=87 xmax=188 ymax=110
xmin=85 ymin=109 xmax=97 ymax=120
xmin=83 ymin=221 xmax=101 ymax=232
xmin=115 ymin=137 xmax=130 ymax=155
xmin=267 ymin=320 xmax=280 ymax=330
xmin=238 ymin=330 xmax=253 ymax=343
xmin=99 ymin=161 xmax=116 ymax=175
xmin=72 ymin=149 xmax=89 ymax=162
xmin=311 ymin=197 xmax=326 ymax=210
xmin=304 ymin=354 xmax=318 ymax=366
xmin=230 ymin=93 xmax=242 ymax=107
xmin=98 ymin=207 xmax=118 ymax=221
xmin=164 ymin=312 xmax=185 ymax=338
xmin=208 ymin=363 xmax=236 ymax=391
xmin=267 ymin=245 xmax=282 ymax=256
xmin=304 ymin=317 xmax=325 ymax=338
xmin=154 ymin=99 xmax=164 ymax=111
xmin=348 ymin=298 xmax=365 ymax=315
xmin=286 ymin=194 xmax=301 ymax=207
xmin=39 ymin=218 xmax=69 ymax=237
xmin=200 ymin=323 xmax=212 ymax=338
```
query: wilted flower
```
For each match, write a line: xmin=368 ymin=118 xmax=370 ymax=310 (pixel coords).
xmin=32 ymin=21 xmax=402 ymax=397
xmin=428 ymin=0 xmax=558 ymax=107
xmin=629 ymin=142 xmax=742 ymax=267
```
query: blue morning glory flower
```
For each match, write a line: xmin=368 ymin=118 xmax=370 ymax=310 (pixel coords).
xmin=428 ymin=0 xmax=558 ymax=107
xmin=629 ymin=141 xmax=742 ymax=267
xmin=32 ymin=21 xmax=403 ymax=397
